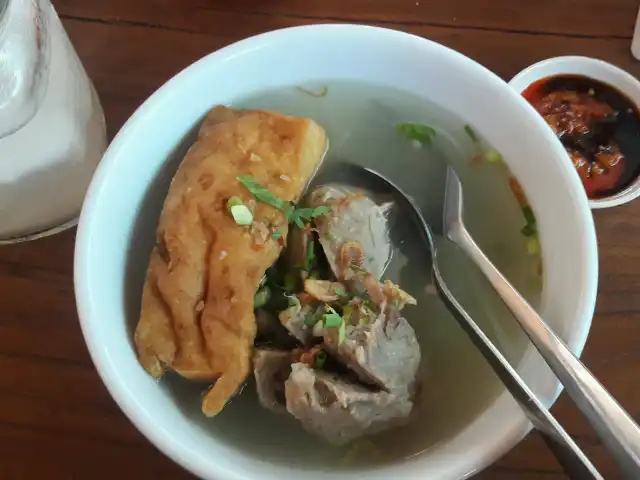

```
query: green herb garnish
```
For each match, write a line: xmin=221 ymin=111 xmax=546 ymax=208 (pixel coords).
xmin=522 ymin=206 xmax=536 ymax=226
xmin=254 ymin=286 xmax=271 ymax=309
xmin=323 ymin=305 xmax=343 ymax=328
xmin=313 ymin=351 xmax=327 ymax=369
xmin=464 ymin=124 xmax=480 ymax=144
xmin=527 ymin=237 xmax=541 ymax=255
xmin=521 ymin=223 xmax=537 ymax=237
xmin=520 ymin=205 xmax=539 ymax=245
xmin=230 ymin=204 xmax=253 ymax=226
xmin=297 ymin=85 xmax=329 ymax=98
xmin=226 ymin=196 xmax=253 ymax=225
xmin=323 ymin=313 xmax=343 ymax=329
xmin=288 ymin=206 xmax=330 ymax=228
xmin=484 ymin=150 xmax=504 ymax=164
xmin=304 ymin=313 xmax=320 ymax=326
xmin=230 ymin=206 xmax=252 ymax=225
xmin=335 ymin=287 xmax=347 ymax=297
xmin=342 ymin=304 xmax=354 ymax=324
xmin=397 ymin=123 xmax=437 ymax=146
xmin=236 ymin=176 xmax=331 ymax=229
xmin=323 ymin=306 xmax=346 ymax=344
xmin=305 ymin=241 xmax=315 ymax=271
xmin=227 ymin=196 xmax=243 ymax=209
xmin=237 ymin=175 xmax=290 ymax=212
xmin=338 ymin=320 xmax=346 ymax=344
xmin=272 ymin=231 xmax=283 ymax=240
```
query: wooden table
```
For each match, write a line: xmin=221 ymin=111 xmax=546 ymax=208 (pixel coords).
xmin=2 ymin=0 xmax=640 ymax=478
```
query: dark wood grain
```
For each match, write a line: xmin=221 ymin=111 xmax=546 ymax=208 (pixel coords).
xmin=2 ymin=0 xmax=639 ymax=478
xmin=53 ymin=0 xmax=640 ymax=38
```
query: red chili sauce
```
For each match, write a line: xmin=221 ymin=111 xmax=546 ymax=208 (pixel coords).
xmin=523 ymin=75 xmax=640 ymax=199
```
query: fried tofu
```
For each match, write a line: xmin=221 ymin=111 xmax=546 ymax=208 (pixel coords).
xmin=134 ymin=106 xmax=327 ymax=416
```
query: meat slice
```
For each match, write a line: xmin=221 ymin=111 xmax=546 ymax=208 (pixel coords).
xmin=308 ymin=185 xmax=392 ymax=281
xmin=278 ymin=302 xmax=322 ymax=346
xmin=285 ymin=363 xmax=413 ymax=446
xmin=252 ymin=349 xmax=295 ymax=413
xmin=323 ymin=310 xmax=420 ymax=395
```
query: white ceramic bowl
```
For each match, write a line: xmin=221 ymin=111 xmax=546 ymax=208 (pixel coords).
xmin=74 ymin=25 xmax=598 ymax=480
xmin=509 ymin=55 xmax=640 ymax=209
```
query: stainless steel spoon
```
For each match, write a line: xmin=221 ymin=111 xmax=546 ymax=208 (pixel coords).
xmin=443 ymin=168 xmax=640 ymax=479
xmin=325 ymin=162 xmax=601 ymax=479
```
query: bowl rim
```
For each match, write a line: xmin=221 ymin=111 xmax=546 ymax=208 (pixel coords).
xmin=509 ymin=55 xmax=640 ymax=209
xmin=74 ymin=25 xmax=599 ymax=480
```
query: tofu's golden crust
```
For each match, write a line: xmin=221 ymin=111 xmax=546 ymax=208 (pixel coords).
xmin=134 ymin=106 xmax=327 ymax=416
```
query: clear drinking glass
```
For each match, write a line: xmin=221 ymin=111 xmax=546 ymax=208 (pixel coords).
xmin=0 ymin=0 xmax=107 ymax=244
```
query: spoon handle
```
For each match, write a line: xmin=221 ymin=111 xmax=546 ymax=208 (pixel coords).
xmin=432 ymin=264 xmax=603 ymax=479
xmin=449 ymin=224 xmax=640 ymax=479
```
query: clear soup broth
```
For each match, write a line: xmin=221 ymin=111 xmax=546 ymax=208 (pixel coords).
xmin=160 ymin=81 xmax=542 ymax=469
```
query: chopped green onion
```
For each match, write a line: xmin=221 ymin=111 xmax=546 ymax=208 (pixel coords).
xmin=290 ymin=207 xmax=314 ymax=219
xmin=254 ymin=286 xmax=271 ymax=308
xmin=323 ymin=305 xmax=343 ymax=328
xmin=338 ymin=320 xmax=346 ymax=344
xmin=527 ymin=237 xmax=540 ymax=255
xmin=237 ymin=175 xmax=290 ymax=212
xmin=313 ymin=351 xmax=327 ymax=369
xmin=304 ymin=313 xmax=320 ymax=326
xmin=272 ymin=231 xmax=282 ymax=240
xmin=484 ymin=150 xmax=504 ymax=164
xmin=288 ymin=205 xmax=330 ymax=228
xmin=521 ymin=206 xmax=536 ymax=226
xmin=227 ymin=196 xmax=244 ymax=209
xmin=323 ymin=313 xmax=343 ymax=328
xmin=397 ymin=123 xmax=437 ymax=146
xmin=227 ymin=196 xmax=253 ymax=225
xmin=521 ymin=223 xmax=537 ymax=237
xmin=313 ymin=206 xmax=330 ymax=215
xmin=305 ymin=241 xmax=315 ymax=271
xmin=464 ymin=124 xmax=480 ymax=144
xmin=335 ymin=287 xmax=347 ymax=297
xmin=297 ymin=85 xmax=329 ymax=98
xmin=230 ymin=204 xmax=253 ymax=226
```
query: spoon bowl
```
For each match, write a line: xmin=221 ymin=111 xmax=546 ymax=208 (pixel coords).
xmin=352 ymin=159 xmax=640 ymax=477
xmin=334 ymin=162 xmax=601 ymax=478
xmin=440 ymin=164 xmax=640 ymax=478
